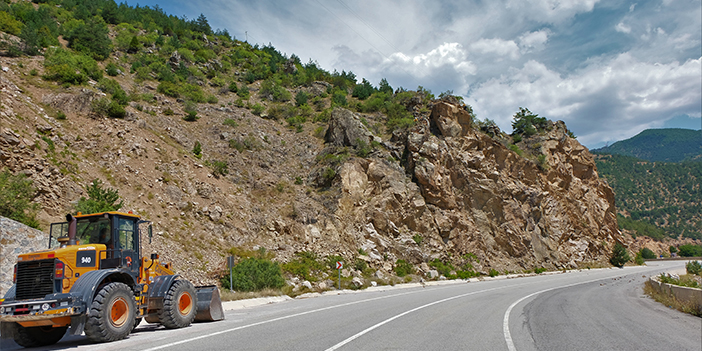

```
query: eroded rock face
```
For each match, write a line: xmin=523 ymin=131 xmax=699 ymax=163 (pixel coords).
xmin=326 ymin=103 xmax=622 ymax=273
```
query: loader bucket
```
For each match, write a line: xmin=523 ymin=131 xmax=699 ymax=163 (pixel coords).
xmin=194 ymin=285 xmax=224 ymax=322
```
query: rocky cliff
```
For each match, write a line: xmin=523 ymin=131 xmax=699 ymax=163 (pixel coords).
xmin=311 ymin=102 xmax=622 ymax=275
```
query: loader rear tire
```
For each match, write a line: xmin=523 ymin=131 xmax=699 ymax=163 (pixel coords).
xmin=158 ymin=280 xmax=197 ymax=329
xmin=12 ymin=324 xmax=67 ymax=347
xmin=84 ymin=282 xmax=136 ymax=342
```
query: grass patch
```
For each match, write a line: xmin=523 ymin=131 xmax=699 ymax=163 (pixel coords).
xmin=644 ymin=280 xmax=701 ymax=317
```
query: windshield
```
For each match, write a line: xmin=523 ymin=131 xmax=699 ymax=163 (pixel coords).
xmin=50 ymin=216 xmax=111 ymax=249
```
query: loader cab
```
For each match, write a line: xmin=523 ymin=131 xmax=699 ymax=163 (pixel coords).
xmin=49 ymin=212 xmax=142 ymax=276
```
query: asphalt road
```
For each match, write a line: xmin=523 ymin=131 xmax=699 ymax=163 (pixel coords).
xmin=2 ymin=261 xmax=700 ymax=351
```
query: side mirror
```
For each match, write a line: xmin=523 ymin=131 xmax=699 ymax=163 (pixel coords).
xmin=148 ymin=224 xmax=153 ymax=244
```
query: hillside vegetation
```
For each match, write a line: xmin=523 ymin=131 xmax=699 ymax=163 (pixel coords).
xmin=593 ymin=128 xmax=702 ymax=162
xmin=595 ymin=154 xmax=702 ymax=240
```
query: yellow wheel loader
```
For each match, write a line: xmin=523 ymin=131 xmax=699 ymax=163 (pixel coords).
xmin=0 ymin=211 xmax=224 ymax=347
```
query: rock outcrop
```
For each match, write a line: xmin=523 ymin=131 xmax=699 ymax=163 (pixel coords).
xmin=312 ymin=101 xmax=623 ymax=275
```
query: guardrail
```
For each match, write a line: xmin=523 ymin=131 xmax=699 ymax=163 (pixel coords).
xmin=643 ymin=257 xmax=702 ymax=262
xmin=648 ymin=276 xmax=702 ymax=315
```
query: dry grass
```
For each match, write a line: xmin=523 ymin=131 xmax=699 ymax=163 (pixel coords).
xmin=643 ymin=280 xmax=701 ymax=317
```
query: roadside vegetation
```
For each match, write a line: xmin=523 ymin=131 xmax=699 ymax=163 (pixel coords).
xmin=644 ymin=262 xmax=702 ymax=317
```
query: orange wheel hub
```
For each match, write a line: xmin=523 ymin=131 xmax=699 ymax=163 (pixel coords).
xmin=110 ymin=297 xmax=129 ymax=327
xmin=178 ymin=292 xmax=193 ymax=316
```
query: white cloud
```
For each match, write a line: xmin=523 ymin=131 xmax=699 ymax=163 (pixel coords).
xmin=505 ymin=0 xmax=600 ymax=23
xmin=470 ymin=38 xmax=521 ymax=60
xmin=615 ymin=22 xmax=632 ymax=33
xmin=519 ymin=30 xmax=550 ymax=52
xmin=466 ymin=55 xmax=702 ymax=146
xmin=387 ymin=42 xmax=477 ymax=76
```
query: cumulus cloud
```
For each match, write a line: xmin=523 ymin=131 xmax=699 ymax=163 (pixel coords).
xmin=466 ymin=55 xmax=702 ymax=146
xmin=126 ymin=0 xmax=701 ymax=147
xmin=470 ymin=38 xmax=521 ymax=60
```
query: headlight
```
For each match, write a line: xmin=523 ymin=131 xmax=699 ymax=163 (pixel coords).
xmin=0 ymin=307 xmax=4 ymax=313
xmin=41 ymin=303 xmax=50 ymax=311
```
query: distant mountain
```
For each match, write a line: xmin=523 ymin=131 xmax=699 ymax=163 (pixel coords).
xmin=595 ymin=154 xmax=702 ymax=241
xmin=593 ymin=128 xmax=702 ymax=162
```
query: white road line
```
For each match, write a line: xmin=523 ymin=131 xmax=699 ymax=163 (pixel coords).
xmin=142 ymin=288 xmax=433 ymax=351
xmin=324 ymin=285 xmax=515 ymax=351
xmin=502 ymin=273 xmax=640 ymax=351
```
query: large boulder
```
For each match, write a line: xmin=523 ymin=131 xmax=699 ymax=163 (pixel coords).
xmin=324 ymin=108 xmax=380 ymax=148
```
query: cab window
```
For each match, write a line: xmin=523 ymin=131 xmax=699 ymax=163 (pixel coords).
xmin=117 ymin=218 xmax=135 ymax=251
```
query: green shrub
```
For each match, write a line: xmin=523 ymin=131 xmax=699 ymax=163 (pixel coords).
xmin=282 ymin=251 xmax=324 ymax=281
xmin=237 ymin=84 xmax=250 ymax=99
xmin=228 ymin=81 xmax=238 ymax=93
xmin=512 ymin=107 xmax=548 ymax=137
xmin=322 ymin=167 xmax=336 ymax=183
xmin=639 ymin=247 xmax=656 ymax=259
xmin=259 ymin=78 xmax=291 ymax=102
xmin=412 ymin=234 xmax=423 ymax=246
xmin=295 ymin=91 xmax=309 ymax=106
xmin=98 ymin=78 xmax=128 ymax=105
xmin=43 ymin=48 xmax=102 ymax=85
xmin=223 ymin=118 xmax=238 ymax=128
xmin=354 ymin=258 xmax=367 ymax=272
xmin=394 ymin=259 xmax=414 ymax=277
xmin=534 ymin=267 xmax=546 ymax=274
xmin=220 ymin=257 xmax=285 ymax=291
xmin=686 ymin=261 xmax=702 ymax=275
xmin=634 ymin=252 xmax=645 ymax=265
xmin=429 ymin=259 xmax=455 ymax=278
xmin=331 ymin=90 xmax=347 ymax=106
xmin=192 ymin=141 xmax=202 ymax=158
xmin=251 ymin=103 xmax=265 ymax=116
xmin=0 ymin=170 xmax=40 ymax=229
xmin=509 ymin=144 xmax=524 ymax=156
xmin=105 ymin=63 xmax=120 ymax=76
xmin=157 ymin=81 xmax=180 ymax=98
xmin=0 ymin=11 xmax=24 ymax=36
xmin=56 ymin=111 xmax=66 ymax=120
xmin=211 ymin=160 xmax=228 ymax=177
xmin=106 ymin=101 xmax=126 ymax=118
xmin=678 ymin=244 xmax=702 ymax=257
xmin=352 ymin=78 xmax=375 ymax=100
xmin=163 ymin=108 xmax=174 ymax=116
xmin=610 ymin=242 xmax=631 ymax=267
xmin=489 ymin=269 xmax=499 ymax=277
xmin=74 ymin=179 xmax=122 ymax=214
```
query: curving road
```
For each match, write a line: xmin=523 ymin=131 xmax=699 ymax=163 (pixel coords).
xmin=2 ymin=261 xmax=699 ymax=350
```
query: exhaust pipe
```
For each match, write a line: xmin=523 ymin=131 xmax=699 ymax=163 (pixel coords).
xmin=66 ymin=214 xmax=77 ymax=246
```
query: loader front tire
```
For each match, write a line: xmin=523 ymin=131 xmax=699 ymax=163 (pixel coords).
xmin=84 ymin=282 xmax=136 ymax=342
xmin=159 ymin=280 xmax=197 ymax=329
xmin=12 ymin=323 xmax=67 ymax=347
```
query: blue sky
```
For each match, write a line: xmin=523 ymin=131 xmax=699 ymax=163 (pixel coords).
xmin=124 ymin=0 xmax=701 ymax=148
